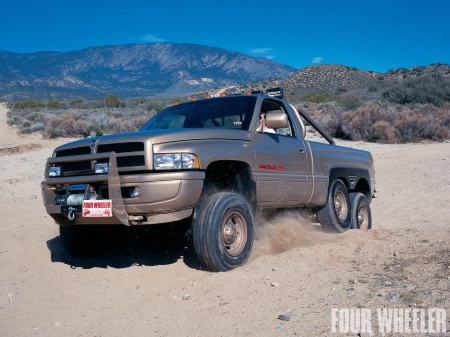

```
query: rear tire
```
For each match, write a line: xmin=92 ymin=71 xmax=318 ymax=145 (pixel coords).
xmin=349 ymin=192 xmax=372 ymax=229
xmin=194 ymin=192 xmax=254 ymax=271
xmin=317 ymin=179 xmax=351 ymax=233
xmin=59 ymin=225 xmax=118 ymax=258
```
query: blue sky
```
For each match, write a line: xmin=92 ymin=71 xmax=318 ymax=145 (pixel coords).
xmin=1 ymin=0 xmax=449 ymax=72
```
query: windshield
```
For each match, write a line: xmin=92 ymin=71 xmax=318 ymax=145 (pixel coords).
xmin=140 ymin=96 xmax=256 ymax=131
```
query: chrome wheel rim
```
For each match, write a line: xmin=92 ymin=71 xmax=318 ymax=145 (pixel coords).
xmin=222 ymin=211 xmax=247 ymax=257
xmin=357 ymin=204 xmax=369 ymax=229
xmin=334 ymin=190 xmax=348 ymax=221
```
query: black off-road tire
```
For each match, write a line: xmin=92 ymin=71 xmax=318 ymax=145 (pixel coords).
xmin=349 ymin=192 xmax=372 ymax=229
xmin=194 ymin=192 xmax=254 ymax=271
xmin=59 ymin=225 xmax=118 ymax=258
xmin=317 ymin=179 xmax=351 ymax=233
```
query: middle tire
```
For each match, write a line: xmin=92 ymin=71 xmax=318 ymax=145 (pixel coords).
xmin=317 ymin=179 xmax=351 ymax=233
xmin=194 ymin=192 xmax=254 ymax=271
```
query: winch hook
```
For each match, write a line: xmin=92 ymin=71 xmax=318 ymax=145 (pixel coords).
xmin=67 ymin=208 xmax=75 ymax=221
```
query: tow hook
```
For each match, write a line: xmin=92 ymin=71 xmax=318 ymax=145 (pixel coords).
xmin=67 ymin=207 xmax=76 ymax=221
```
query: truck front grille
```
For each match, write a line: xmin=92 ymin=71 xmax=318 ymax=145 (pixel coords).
xmin=55 ymin=146 xmax=91 ymax=157
xmin=61 ymin=161 xmax=91 ymax=172
xmin=97 ymin=156 xmax=145 ymax=168
xmin=97 ymin=142 xmax=144 ymax=153
xmin=52 ymin=142 xmax=146 ymax=176
xmin=118 ymin=156 xmax=145 ymax=167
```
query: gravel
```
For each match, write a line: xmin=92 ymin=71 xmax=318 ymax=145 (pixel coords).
xmin=387 ymin=293 xmax=400 ymax=301
xmin=278 ymin=314 xmax=290 ymax=321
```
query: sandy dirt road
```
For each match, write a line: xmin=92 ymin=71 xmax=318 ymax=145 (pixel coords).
xmin=0 ymin=103 xmax=449 ymax=336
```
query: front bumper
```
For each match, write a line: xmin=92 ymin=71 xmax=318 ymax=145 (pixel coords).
xmin=42 ymin=152 xmax=204 ymax=226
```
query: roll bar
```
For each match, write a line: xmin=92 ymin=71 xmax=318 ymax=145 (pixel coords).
xmin=292 ymin=105 xmax=335 ymax=145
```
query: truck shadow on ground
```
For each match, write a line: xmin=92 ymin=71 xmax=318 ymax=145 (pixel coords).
xmin=46 ymin=229 xmax=203 ymax=270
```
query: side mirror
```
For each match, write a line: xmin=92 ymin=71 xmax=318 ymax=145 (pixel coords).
xmin=265 ymin=112 xmax=288 ymax=129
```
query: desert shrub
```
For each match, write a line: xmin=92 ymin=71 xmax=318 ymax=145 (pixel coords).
xmin=14 ymin=100 xmax=46 ymax=109
xmin=370 ymin=121 xmax=396 ymax=142
xmin=381 ymin=73 xmax=450 ymax=106
xmin=378 ymin=76 xmax=385 ymax=81
xmin=70 ymin=99 xmax=83 ymax=106
xmin=315 ymin=101 xmax=450 ymax=143
xmin=368 ymin=86 xmax=378 ymax=92
xmin=44 ymin=114 xmax=87 ymax=138
xmin=7 ymin=117 xmax=22 ymax=125
xmin=47 ymin=100 xmax=64 ymax=109
xmin=335 ymin=87 xmax=347 ymax=95
xmin=105 ymin=94 xmax=121 ymax=108
xmin=30 ymin=122 xmax=45 ymax=132
xmin=302 ymin=91 xmax=334 ymax=103
xmin=106 ymin=117 xmax=148 ymax=134
xmin=337 ymin=95 xmax=363 ymax=111
xmin=86 ymin=125 xmax=104 ymax=137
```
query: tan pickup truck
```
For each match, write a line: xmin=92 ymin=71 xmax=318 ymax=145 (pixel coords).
xmin=41 ymin=89 xmax=375 ymax=271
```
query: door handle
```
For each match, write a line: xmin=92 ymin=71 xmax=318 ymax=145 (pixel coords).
xmin=298 ymin=148 xmax=305 ymax=153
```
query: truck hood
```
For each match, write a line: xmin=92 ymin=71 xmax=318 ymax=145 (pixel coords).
xmin=53 ymin=129 xmax=251 ymax=153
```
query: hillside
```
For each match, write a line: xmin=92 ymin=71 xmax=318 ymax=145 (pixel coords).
xmin=193 ymin=63 xmax=450 ymax=101
xmin=0 ymin=43 xmax=296 ymax=100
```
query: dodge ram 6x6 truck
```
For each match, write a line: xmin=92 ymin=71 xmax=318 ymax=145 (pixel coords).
xmin=41 ymin=89 xmax=375 ymax=271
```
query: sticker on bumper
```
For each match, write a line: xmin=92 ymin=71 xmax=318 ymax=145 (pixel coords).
xmin=82 ymin=200 xmax=112 ymax=217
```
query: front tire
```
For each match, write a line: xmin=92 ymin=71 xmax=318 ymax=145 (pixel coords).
xmin=349 ymin=192 xmax=372 ymax=229
xmin=59 ymin=225 xmax=118 ymax=258
xmin=194 ymin=192 xmax=254 ymax=271
xmin=317 ymin=179 xmax=351 ymax=233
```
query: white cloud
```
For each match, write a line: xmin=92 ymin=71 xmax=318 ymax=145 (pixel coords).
xmin=249 ymin=47 xmax=273 ymax=54
xmin=312 ymin=56 xmax=324 ymax=64
xmin=139 ymin=34 xmax=165 ymax=42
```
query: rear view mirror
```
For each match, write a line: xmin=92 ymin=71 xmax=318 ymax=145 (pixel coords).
xmin=265 ymin=112 xmax=288 ymax=129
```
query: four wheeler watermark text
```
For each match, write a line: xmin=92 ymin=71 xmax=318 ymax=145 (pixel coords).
xmin=331 ymin=308 xmax=447 ymax=335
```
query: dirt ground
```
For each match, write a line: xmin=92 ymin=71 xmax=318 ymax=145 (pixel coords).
xmin=0 ymin=103 xmax=449 ymax=336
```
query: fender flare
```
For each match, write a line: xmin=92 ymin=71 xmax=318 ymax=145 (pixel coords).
xmin=328 ymin=167 xmax=372 ymax=203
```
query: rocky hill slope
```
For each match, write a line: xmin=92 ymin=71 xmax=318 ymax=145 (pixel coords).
xmin=194 ymin=63 xmax=450 ymax=100
xmin=0 ymin=43 xmax=296 ymax=100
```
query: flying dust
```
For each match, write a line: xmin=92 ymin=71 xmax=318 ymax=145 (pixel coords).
xmin=250 ymin=209 xmax=337 ymax=259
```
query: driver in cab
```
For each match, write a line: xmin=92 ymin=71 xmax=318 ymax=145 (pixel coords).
xmin=259 ymin=110 xmax=276 ymax=134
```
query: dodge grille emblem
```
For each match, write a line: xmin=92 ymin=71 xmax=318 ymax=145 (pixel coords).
xmin=90 ymin=140 xmax=96 ymax=147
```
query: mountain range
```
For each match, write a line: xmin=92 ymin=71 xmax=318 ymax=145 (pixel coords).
xmin=1 ymin=42 xmax=449 ymax=101
xmin=0 ymin=43 xmax=296 ymax=100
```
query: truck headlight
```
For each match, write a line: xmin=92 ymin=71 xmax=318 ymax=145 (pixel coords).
xmin=154 ymin=153 xmax=199 ymax=170
xmin=95 ymin=162 xmax=109 ymax=174
xmin=49 ymin=166 xmax=62 ymax=177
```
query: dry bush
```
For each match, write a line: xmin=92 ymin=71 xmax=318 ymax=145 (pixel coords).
xmin=44 ymin=114 xmax=87 ymax=138
xmin=311 ymin=101 xmax=450 ymax=143
xmin=105 ymin=117 xmax=148 ymax=134
xmin=337 ymin=95 xmax=363 ymax=111
xmin=370 ymin=121 xmax=396 ymax=142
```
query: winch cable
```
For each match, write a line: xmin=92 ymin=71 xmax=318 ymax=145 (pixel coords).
xmin=66 ymin=193 xmax=85 ymax=205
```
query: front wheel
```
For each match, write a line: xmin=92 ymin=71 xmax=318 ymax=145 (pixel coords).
xmin=349 ymin=192 xmax=372 ymax=229
xmin=194 ymin=192 xmax=254 ymax=271
xmin=317 ymin=179 xmax=351 ymax=233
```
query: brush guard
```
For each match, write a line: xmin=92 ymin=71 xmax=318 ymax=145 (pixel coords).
xmin=46 ymin=152 xmax=130 ymax=226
